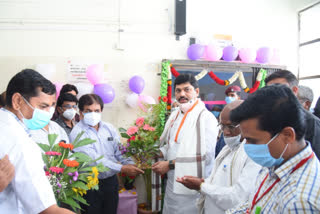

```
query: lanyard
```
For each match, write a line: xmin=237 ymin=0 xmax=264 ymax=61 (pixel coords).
xmin=248 ymin=152 xmax=314 ymax=213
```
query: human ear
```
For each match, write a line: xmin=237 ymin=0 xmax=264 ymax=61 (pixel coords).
xmin=11 ymin=93 xmax=23 ymax=111
xmin=280 ymin=127 xmax=296 ymax=144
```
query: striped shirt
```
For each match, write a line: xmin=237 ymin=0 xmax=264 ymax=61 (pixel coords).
xmin=227 ymin=143 xmax=320 ymax=214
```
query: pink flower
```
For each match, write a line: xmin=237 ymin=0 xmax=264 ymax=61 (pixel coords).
xmin=45 ymin=171 xmax=50 ymax=176
xmin=149 ymin=127 xmax=155 ymax=131
xmin=143 ymin=124 xmax=151 ymax=131
xmin=45 ymin=151 xmax=62 ymax=156
xmin=135 ymin=117 xmax=145 ymax=127
xmin=126 ymin=126 xmax=138 ymax=136
xmin=49 ymin=167 xmax=64 ymax=174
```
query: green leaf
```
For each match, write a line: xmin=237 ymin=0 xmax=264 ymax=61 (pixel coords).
xmin=37 ymin=143 xmax=50 ymax=152
xmin=73 ymin=138 xmax=96 ymax=149
xmin=72 ymin=181 xmax=89 ymax=190
xmin=70 ymin=152 xmax=93 ymax=163
xmin=121 ymin=133 xmax=130 ymax=138
xmin=73 ymin=194 xmax=89 ymax=206
xmin=47 ymin=134 xmax=58 ymax=149
xmin=86 ymin=155 xmax=104 ymax=165
xmin=41 ymin=153 xmax=50 ymax=167
xmin=119 ymin=127 xmax=127 ymax=133
xmin=61 ymin=198 xmax=81 ymax=210
xmin=95 ymin=163 xmax=109 ymax=172
xmin=72 ymin=131 xmax=85 ymax=146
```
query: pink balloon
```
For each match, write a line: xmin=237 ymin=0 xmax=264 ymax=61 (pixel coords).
xmin=54 ymin=82 xmax=64 ymax=99
xmin=205 ymin=45 xmax=222 ymax=61
xmin=270 ymin=48 xmax=281 ymax=64
xmin=86 ymin=64 xmax=104 ymax=85
xmin=138 ymin=95 xmax=156 ymax=112
xmin=239 ymin=48 xmax=257 ymax=63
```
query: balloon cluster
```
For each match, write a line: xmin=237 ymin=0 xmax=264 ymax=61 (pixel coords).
xmin=187 ymin=44 xmax=279 ymax=64
xmin=126 ymin=75 xmax=156 ymax=111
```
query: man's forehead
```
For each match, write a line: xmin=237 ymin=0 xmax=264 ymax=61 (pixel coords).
xmin=175 ymin=82 xmax=193 ymax=88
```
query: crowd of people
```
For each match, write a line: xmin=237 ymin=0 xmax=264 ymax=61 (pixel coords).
xmin=0 ymin=68 xmax=320 ymax=214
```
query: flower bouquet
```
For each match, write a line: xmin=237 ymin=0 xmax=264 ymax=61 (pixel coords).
xmin=119 ymin=172 xmax=136 ymax=190
xmin=37 ymin=132 xmax=108 ymax=211
xmin=118 ymin=103 xmax=163 ymax=211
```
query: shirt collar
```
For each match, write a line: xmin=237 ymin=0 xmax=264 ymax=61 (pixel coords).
xmin=271 ymin=142 xmax=313 ymax=180
xmin=1 ymin=108 xmax=31 ymax=137
xmin=80 ymin=119 xmax=103 ymax=131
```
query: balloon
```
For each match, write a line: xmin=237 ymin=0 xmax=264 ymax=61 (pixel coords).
xmin=94 ymin=84 xmax=115 ymax=103
xmin=126 ymin=93 xmax=139 ymax=108
xmin=129 ymin=76 xmax=145 ymax=94
xmin=138 ymin=95 xmax=156 ymax=112
xmin=86 ymin=64 xmax=104 ymax=85
xmin=187 ymin=44 xmax=205 ymax=60
xmin=256 ymin=47 xmax=273 ymax=63
xmin=222 ymin=46 xmax=238 ymax=61
xmin=74 ymin=83 xmax=94 ymax=99
xmin=270 ymin=48 xmax=281 ymax=64
xmin=54 ymin=82 xmax=64 ymax=99
xmin=239 ymin=48 xmax=256 ymax=63
xmin=204 ymin=45 xmax=222 ymax=61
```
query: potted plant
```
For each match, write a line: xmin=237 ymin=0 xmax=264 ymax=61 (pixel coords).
xmin=119 ymin=103 xmax=163 ymax=213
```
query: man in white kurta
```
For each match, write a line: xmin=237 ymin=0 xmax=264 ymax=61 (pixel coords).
xmin=152 ymin=74 xmax=218 ymax=214
xmin=177 ymin=101 xmax=261 ymax=214
xmin=31 ymin=121 xmax=70 ymax=146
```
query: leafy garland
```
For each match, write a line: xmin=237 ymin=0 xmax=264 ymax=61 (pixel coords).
xmin=170 ymin=65 xmax=267 ymax=94
xmin=158 ymin=61 xmax=170 ymax=132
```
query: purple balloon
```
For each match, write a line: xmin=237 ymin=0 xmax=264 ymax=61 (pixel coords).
xmin=129 ymin=75 xmax=145 ymax=94
xmin=256 ymin=47 xmax=273 ymax=63
xmin=94 ymin=83 xmax=115 ymax=103
xmin=187 ymin=44 xmax=205 ymax=60
xmin=222 ymin=46 xmax=238 ymax=61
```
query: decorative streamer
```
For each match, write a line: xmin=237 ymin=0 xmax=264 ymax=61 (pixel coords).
xmin=195 ymin=69 xmax=208 ymax=80
xmin=258 ymin=69 xmax=267 ymax=89
xmin=208 ymin=71 xmax=225 ymax=85
xmin=170 ymin=65 xmax=180 ymax=77
xmin=159 ymin=61 xmax=170 ymax=132
xmin=238 ymin=71 xmax=250 ymax=92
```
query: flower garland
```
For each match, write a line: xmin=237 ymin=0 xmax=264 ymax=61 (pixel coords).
xmin=159 ymin=61 xmax=170 ymax=132
xmin=170 ymin=64 xmax=267 ymax=94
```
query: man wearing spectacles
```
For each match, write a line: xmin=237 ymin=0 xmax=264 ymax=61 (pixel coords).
xmin=177 ymin=100 xmax=261 ymax=214
xmin=55 ymin=93 xmax=78 ymax=135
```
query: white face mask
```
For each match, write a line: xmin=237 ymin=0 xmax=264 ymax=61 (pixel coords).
xmin=62 ymin=108 xmax=77 ymax=120
xmin=179 ymin=99 xmax=196 ymax=113
xmin=224 ymin=134 xmax=241 ymax=149
xmin=83 ymin=112 xmax=101 ymax=127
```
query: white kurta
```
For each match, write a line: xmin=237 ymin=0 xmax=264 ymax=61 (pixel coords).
xmin=160 ymin=108 xmax=218 ymax=214
xmin=30 ymin=120 xmax=70 ymax=145
xmin=0 ymin=109 xmax=56 ymax=214
xmin=200 ymin=142 xmax=261 ymax=214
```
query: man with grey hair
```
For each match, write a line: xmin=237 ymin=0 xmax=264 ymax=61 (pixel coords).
xmin=297 ymin=85 xmax=314 ymax=111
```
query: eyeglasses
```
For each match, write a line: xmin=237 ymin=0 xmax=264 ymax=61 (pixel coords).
xmin=62 ymin=104 xmax=78 ymax=109
xmin=218 ymin=123 xmax=240 ymax=132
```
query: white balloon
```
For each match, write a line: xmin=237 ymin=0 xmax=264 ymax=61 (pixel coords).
xmin=126 ymin=93 xmax=139 ymax=108
xmin=74 ymin=82 xmax=94 ymax=99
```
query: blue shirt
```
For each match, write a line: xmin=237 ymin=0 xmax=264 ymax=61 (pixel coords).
xmin=69 ymin=120 xmax=133 ymax=179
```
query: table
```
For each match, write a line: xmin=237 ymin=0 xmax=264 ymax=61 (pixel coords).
xmin=117 ymin=189 xmax=138 ymax=214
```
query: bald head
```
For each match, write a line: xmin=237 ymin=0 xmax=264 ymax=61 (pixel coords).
xmin=220 ymin=100 xmax=243 ymax=137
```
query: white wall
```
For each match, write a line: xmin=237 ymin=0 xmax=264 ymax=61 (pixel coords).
xmin=0 ymin=0 xmax=314 ymax=127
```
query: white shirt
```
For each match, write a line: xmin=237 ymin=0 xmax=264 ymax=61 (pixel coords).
xmin=30 ymin=121 xmax=70 ymax=146
xmin=0 ymin=109 xmax=56 ymax=214
xmin=201 ymin=142 xmax=261 ymax=214
xmin=160 ymin=108 xmax=218 ymax=214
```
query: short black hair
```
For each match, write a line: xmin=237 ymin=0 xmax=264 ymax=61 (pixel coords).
xmin=57 ymin=93 xmax=78 ymax=107
xmin=265 ymin=70 xmax=298 ymax=87
xmin=230 ymin=84 xmax=306 ymax=141
xmin=174 ymin=74 xmax=199 ymax=89
xmin=79 ymin=94 xmax=104 ymax=112
xmin=60 ymin=84 xmax=78 ymax=95
xmin=6 ymin=69 xmax=56 ymax=108
xmin=314 ymin=97 xmax=320 ymax=119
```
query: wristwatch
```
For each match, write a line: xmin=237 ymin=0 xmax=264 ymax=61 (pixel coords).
xmin=169 ymin=160 xmax=175 ymax=170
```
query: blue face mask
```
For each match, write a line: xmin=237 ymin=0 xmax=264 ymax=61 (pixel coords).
xmin=212 ymin=111 xmax=220 ymax=118
xmin=225 ymin=96 xmax=236 ymax=104
xmin=20 ymin=97 xmax=54 ymax=130
xmin=244 ymin=133 xmax=288 ymax=168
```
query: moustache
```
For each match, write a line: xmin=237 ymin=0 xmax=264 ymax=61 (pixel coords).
xmin=178 ymin=97 xmax=188 ymax=102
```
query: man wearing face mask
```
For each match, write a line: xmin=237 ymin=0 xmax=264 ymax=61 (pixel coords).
xmin=69 ymin=94 xmax=144 ymax=214
xmin=0 ymin=69 xmax=74 ymax=214
xmin=176 ymin=100 xmax=261 ymax=214
xmin=152 ymin=74 xmax=218 ymax=214
xmin=225 ymin=85 xmax=241 ymax=104
xmin=227 ymin=84 xmax=320 ymax=214
xmin=55 ymin=93 xmax=78 ymax=135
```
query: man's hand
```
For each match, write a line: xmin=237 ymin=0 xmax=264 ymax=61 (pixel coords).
xmin=121 ymin=165 xmax=144 ymax=176
xmin=0 ymin=155 xmax=15 ymax=192
xmin=176 ymin=176 xmax=204 ymax=190
xmin=151 ymin=161 xmax=170 ymax=175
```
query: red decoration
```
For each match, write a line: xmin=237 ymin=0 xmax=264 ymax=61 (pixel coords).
xmin=208 ymin=71 xmax=225 ymax=85
xmin=170 ymin=66 xmax=180 ymax=77
xmin=249 ymin=81 xmax=260 ymax=94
